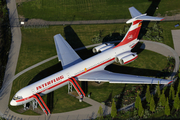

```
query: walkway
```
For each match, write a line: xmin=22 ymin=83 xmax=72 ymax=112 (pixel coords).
xmin=0 ymin=40 xmax=179 ymax=119
xmin=0 ymin=0 xmax=21 ymax=117
xmin=171 ymin=30 xmax=180 ymax=56
xmin=1 ymin=0 xmax=179 ymax=119
xmin=20 ymin=13 xmax=180 ymax=26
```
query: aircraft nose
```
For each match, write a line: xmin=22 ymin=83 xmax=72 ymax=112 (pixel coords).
xmin=10 ymin=100 xmax=17 ymax=106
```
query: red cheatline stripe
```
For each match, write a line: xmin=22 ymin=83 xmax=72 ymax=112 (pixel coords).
xmin=16 ymin=95 xmax=33 ymax=102
xmin=36 ymin=94 xmax=50 ymax=114
xmin=72 ymin=77 xmax=85 ymax=97
xmin=16 ymin=58 xmax=115 ymax=103
xmin=168 ymin=81 xmax=173 ymax=84
xmin=68 ymin=79 xmax=81 ymax=96
xmin=124 ymin=56 xmax=138 ymax=65
xmin=131 ymin=43 xmax=138 ymax=48
xmin=75 ymin=58 xmax=115 ymax=77
xmin=33 ymin=95 xmax=47 ymax=115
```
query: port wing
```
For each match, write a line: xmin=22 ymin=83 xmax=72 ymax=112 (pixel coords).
xmin=78 ymin=70 xmax=172 ymax=84
xmin=54 ymin=34 xmax=82 ymax=69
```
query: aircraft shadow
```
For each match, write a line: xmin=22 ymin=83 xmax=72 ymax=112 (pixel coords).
xmin=105 ymin=64 xmax=171 ymax=78
xmin=28 ymin=62 xmax=62 ymax=112
xmin=138 ymin=0 xmax=161 ymax=39
xmin=64 ymin=25 xmax=88 ymax=94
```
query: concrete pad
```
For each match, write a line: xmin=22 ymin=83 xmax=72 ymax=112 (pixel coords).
xmin=171 ymin=30 xmax=180 ymax=56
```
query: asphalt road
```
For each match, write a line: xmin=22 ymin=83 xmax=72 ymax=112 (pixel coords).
xmin=0 ymin=0 xmax=179 ymax=119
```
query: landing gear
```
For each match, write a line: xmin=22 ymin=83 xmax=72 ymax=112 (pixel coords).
xmin=68 ymin=81 xmax=73 ymax=93
xmin=32 ymin=99 xmax=38 ymax=110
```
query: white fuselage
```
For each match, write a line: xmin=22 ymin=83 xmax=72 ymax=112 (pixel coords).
xmin=10 ymin=44 xmax=132 ymax=106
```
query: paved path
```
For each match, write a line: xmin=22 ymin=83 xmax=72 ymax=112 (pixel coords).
xmin=0 ymin=0 xmax=21 ymax=117
xmin=140 ymin=40 xmax=179 ymax=77
xmin=21 ymin=14 xmax=180 ymax=26
xmin=1 ymin=40 xmax=179 ymax=120
xmin=1 ymin=0 xmax=179 ymax=119
xmin=171 ymin=30 xmax=180 ymax=56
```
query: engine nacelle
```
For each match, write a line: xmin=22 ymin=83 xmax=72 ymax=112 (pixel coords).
xmin=92 ymin=43 xmax=115 ymax=53
xmin=115 ymin=52 xmax=138 ymax=65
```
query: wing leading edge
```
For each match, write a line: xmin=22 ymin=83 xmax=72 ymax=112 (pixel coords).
xmin=78 ymin=70 xmax=172 ymax=84
xmin=54 ymin=34 xmax=82 ymax=69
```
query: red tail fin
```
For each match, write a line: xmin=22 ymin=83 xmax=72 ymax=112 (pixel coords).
xmin=114 ymin=7 xmax=164 ymax=49
xmin=114 ymin=20 xmax=142 ymax=48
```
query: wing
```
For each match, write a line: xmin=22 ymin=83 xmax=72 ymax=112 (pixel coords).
xmin=78 ymin=70 xmax=172 ymax=84
xmin=54 ymin=34 xmax=82 ymax=69
xmin=129 ymin=7 xmax=142 ymax=18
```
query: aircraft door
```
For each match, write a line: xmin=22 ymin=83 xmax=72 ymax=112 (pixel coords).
xmin=31 ymin=89 xmax=36 ymax=94
xmin=67 ymin=73 xmax=70 ymax=78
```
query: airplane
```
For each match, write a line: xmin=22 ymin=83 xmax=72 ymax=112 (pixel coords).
xmin=10 ymin=7 xmax=172 ymax=114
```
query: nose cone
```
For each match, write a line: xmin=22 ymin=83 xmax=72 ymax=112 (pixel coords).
xmin=10 ymin=100 xmax=17 ymax=106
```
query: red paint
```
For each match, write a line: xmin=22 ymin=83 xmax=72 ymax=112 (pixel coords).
xmin=76 ymin=58 xmax=115 ymax=77
xmin=16 ymin=58 xmax=115 ymax=103
xmin=36 ymin=75 xmax=64 ymax=91
xmin=124 ymin=56 xmax=138 ymax=64
xmin=114 ymin=21 xmax=142 ymax=48
xmin=114 ymin=26 xmax=141 ymax=48
xmin=32 ymin=95 xmax=47 ymax=115
xmin=161 ymin=18 xmax=164 ymax=21
xmin=68 ymin=79 xmax=81 ymax=96
xmin=133 ymin=20 xmax=142 ymax=25
xmin=72 ymin=77 xmax=85 ymax=97
xmin=36 ymin=94 xmax=50 ymax=114
xmin=168 ymin=81 xmax=173 ymax=84
xmin=131 ymin=43 xmax=138 ymax=48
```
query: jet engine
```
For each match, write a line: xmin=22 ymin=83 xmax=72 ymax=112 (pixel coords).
xmin=92 ymin=43 xmax=115 ymax=53
xmin=115 ymin=52 xmax=138 ymax=65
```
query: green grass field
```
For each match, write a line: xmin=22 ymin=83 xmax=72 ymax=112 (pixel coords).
xmin=16 ymin=21 xmax=177 ymax=73
xmin=11 ymin=20 xmax=178 ymax=114
xmin=17 ymin=0 xmax=180 ymax=21
xmin=9 ymin=58 xmax=90 ymax=114
xmin=10 ymin=48 xmax=168 ymax=114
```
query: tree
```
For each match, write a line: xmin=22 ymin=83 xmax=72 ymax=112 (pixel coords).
xmin=165 ymin=98 xmax=170 ymax=116
xmin=169 ymin=84 xmax=175 ymax=100
xmin=97 ymin=105 xmax=103 ymax=120
xmin=111 ymin=98 xmax=117 ymax=118
xmin=173 ymin=92 xmax=180 ymax=111
xmin=150 ymin=95 xmax=155 ymax=113
xmin=159 ymin=90 xmax=166 ymax=107
xmin=135 ymin=92 xmax=141 ymax=109
xmin=138 ymin=100 xmax=144 ymax=118
xmin=156 ymin=81 xmax=161 ymax=98
xmin=145 ymin=85 xmax=151 ymax=103
xmin=177 ymin=81 xmax=180 ymax=94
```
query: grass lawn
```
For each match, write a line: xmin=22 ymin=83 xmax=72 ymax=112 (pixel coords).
xmin=144 ymin=21 xmax=180 ymax=49
xmin=17 ymin=0 xmax=150 ymax=21
xmin=17 ymin=0 xmax=180 ymax=21
xmin=16 ymin=22 xmax=176 ymax=73
xmin=12 ymin=22 xmax=175 ymax=114
xmin=9 ymin=58 xmax=90 ymax=114
xmin=16 ymin=24 xmax=126 ymax=73
xmin=88 ymin=49 xmax=168 ymax=103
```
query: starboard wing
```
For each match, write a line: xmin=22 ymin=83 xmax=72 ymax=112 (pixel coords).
xmin=54 ymin=34 xmax=82 ymax=69
xmin=78 ymin=70 xmax=172 ymax=84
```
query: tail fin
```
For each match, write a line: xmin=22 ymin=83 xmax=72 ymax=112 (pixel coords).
xmin=114 ymin=7 xmax=164 ymax=48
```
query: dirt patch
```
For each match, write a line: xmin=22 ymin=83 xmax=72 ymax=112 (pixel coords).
xmin=17 ymin=105 xmax=44 ymax=115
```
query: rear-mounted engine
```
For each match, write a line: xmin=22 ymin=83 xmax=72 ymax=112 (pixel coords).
xmin=115 ymin=52 xmax=138 ymax=65
xmin=92 ymin=43 xmax=115 ymax=53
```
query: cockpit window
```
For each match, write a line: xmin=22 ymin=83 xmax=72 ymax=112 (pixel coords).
xmin=13 ymin=96 xmax=22 ymax=100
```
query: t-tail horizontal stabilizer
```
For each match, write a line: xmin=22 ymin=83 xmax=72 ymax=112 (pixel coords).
xmin=127 ymin=7 xmax=164 ymax=23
